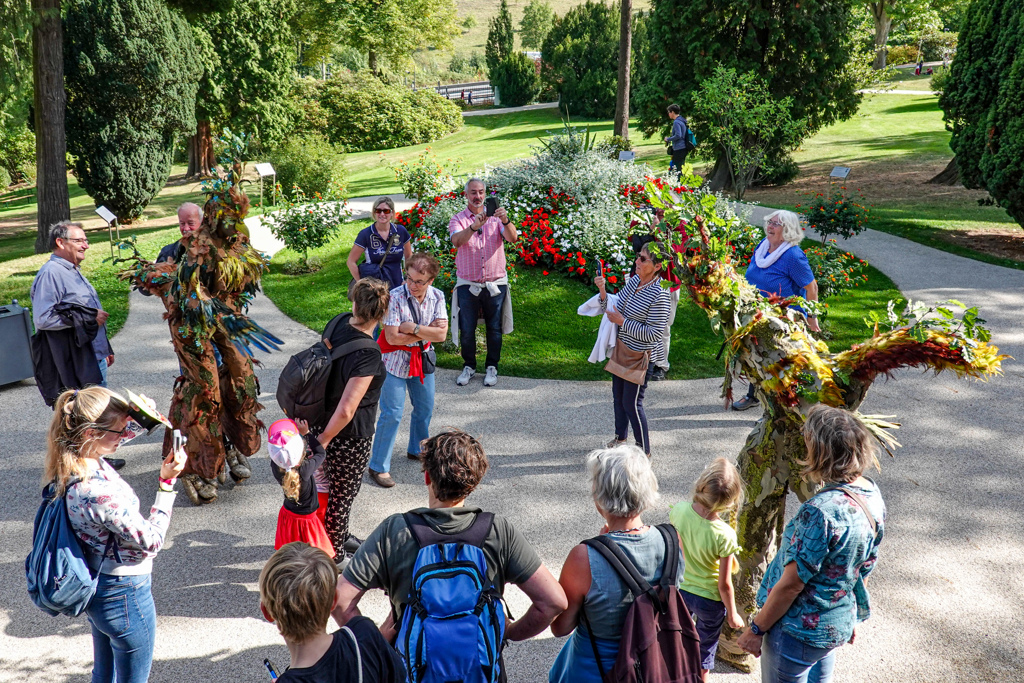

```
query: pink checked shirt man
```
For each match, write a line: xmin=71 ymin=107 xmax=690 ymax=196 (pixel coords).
xmin=448 ymin=178 xmax=518 ymax=387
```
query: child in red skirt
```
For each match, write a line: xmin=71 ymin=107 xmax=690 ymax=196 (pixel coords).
xmin=268 ymin=418 xmax=334 ymax=558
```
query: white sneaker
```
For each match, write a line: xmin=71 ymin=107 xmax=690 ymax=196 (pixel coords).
xmin=456 ymin=366 xmax=476 ymax=386
xmin=483 ymin=366 xmax=498 ymax=387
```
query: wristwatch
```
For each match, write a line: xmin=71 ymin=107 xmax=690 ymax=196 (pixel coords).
xmin=471 ymin=224 xmax=481 ymax=232
xmin=413 ymin=323 xmax=420 ymax=335
xmin=501 ymin=220 xmax=510 ymax=226
xmin=748 ymin=620 xmax=766 ymax=636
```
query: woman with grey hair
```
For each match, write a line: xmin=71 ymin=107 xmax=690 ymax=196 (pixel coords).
xmin=548 ymin=445 xmax=683 ymax=682
xmin=733 ymin=209 xmax=820 ymax=411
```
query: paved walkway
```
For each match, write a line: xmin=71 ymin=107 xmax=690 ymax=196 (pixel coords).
xmin=1 ymin=222 xmax=1022 ymax=681
xmin=463 ymin=102 xmax=559 ymax=117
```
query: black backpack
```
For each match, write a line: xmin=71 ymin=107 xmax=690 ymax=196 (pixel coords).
xmin=276 ymin=313 xmax=378 ymax=428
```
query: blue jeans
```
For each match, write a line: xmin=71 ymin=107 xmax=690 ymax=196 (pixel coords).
xmin=86 ymin=573 xmax=157 ymax=683
xmin=369 ymin=370 xmax=435 ymax=474
xmin=97 ymin=358 xmax=108 ymax=387
xmin=761 ymin=627 xmax=838 ymax=683
xmin=457 ymin=284 xmax=506 ymax=370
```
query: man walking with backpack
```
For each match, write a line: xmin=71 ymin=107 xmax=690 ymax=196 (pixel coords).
xmin=331 ymin=429 xmax=567 ymax=682
xmin=665 ymin=104 xmax=692 ymax=179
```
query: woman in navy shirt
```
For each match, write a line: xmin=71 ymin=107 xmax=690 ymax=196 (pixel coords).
xmin=347 ymin=196 xmax=412 ymax=291
xmin=733 ymin=210 xmax=819 ymax=411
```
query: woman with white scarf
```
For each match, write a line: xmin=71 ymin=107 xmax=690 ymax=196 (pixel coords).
xmin=732 ymin=210 xmax=819 ymax=411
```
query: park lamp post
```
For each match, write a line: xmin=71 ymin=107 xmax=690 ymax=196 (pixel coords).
xmin=255 ymin=162 xmax=277 ymax=213
xmin=95 ymin=205 xmax=119 ymax=259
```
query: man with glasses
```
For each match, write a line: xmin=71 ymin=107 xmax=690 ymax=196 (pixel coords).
xmin=30 ymin=221 xmax=122 ymax=468
xmin=449 ymin=178 xmax=517 ymax=387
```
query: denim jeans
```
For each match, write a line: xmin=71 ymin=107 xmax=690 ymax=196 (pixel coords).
xmin=369 ymin=370 xmax=435 ymax=474
xmin=761 ymin=627 xmax=838 ymax=683
xmin=97 ymin=358 xmax=108 ymax=387
xmin=86 ymin=573 xmax=157 ymax=683
xmin=611 ymin=364 xmax=654 ymax=454
xmin=457 ymin=284 xmax=506 ymax=370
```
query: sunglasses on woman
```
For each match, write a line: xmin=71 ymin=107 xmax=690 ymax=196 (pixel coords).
xmin=636 ymin=254 xmax=651 ymax=264
xmin=375 ymin=208 xmax=392 ymax=215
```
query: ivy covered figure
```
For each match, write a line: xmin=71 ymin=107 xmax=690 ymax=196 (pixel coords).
xmin=643 ymin=183 xmax=1005 ymax=671
xmin=116 ymin=161 xmax=282 ymax=505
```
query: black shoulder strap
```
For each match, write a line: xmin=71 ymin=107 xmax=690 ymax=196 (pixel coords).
xmin=328 ymin=337 xmax=378 ymax=362
xmin=655 ymin=523 xmax=679 ymax=590
xmin=581 ymin=535 xmax=655 ymax=601
xmin=403 ymin=511 xmax=495 ymax=550
xmin=322 ymin=313 xmax=346 ymax=344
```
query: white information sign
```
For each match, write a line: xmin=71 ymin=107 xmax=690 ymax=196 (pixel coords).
xmin=829 ymin=166 xmax=852 ymax=180
xmin=255 ymin=163 xmax=276 ymax=177
xmin=95 ymin=205 xmax=117 ymax=223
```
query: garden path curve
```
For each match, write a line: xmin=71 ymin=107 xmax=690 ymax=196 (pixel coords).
xmin=0 ymin=223 xmax=1021 ymax=681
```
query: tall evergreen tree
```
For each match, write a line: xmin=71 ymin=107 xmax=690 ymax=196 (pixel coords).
xmin=486 ymin=0 xmax=515 ymax=73
xmin=541 ymin=2 xmax=619 ymax=118
xmin=32 ymin=0 xmax=70 ymax=252
xmin=940 ymin=0 xmax=1024 ymax=225
xmin=519 ymin=0 xmax=554 ymax=49
xmin=64 ymin=0 xmax=201 ymax=221
xmin=634 ymin=0 xmax=861 ymax=186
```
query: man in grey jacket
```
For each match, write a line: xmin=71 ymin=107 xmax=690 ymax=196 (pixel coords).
xmin=664 ymin=104 xmax=690 ymax=178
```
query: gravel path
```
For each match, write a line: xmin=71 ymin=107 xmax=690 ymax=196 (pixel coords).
xmin=1 ymin=224 xmax=1021 ymax=682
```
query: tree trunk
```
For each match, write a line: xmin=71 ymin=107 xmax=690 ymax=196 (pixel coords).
xmin=928 ymin=156 xmax=961 ymax=186
xmin=368 ymin=49 xmax=378 ymax=76
xmin=186 ymin=120 xmax=214 ymax=179
xmin=706 ymin=155 xmax=734 ymax=192
xmin=612 ymin=0 xmax=632 ymax=139
xmin=870 ymin=2 xmax=893 ymax=70
xmin=32 ymin=0 xmax=70 ymax=254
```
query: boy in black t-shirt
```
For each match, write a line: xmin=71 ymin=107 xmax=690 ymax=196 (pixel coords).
xmin=259 ymin=543 xmax=405 ymax=683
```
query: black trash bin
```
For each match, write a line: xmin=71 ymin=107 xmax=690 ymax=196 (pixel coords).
xmin=0 ymin=300 xmax=34 ymax=386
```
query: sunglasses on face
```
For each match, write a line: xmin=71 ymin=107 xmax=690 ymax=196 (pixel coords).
xmin=637 ymin=254 xmax=650 ymax=264
xmin=375 ymin=208 xmax=392 ymax=215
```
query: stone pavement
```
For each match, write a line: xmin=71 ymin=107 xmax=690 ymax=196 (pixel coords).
xmin=0 ymin=224 xmax=1022 ymax=682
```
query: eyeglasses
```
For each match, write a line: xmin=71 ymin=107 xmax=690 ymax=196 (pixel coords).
xmin=96 ymin=427 xmax=126 ymax=435
xmin=636 ymin=254 xmax=650 ymax=264
xmin=63 ymin=237 xmax=89 ymax=245
xmin=405 ymin=275 xmax=433 ymax=286
xmin=375 ymin=208 xmax=392 ymax=215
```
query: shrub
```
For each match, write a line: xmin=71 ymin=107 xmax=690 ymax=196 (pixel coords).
xmin=491 ymin=52 xmax=540 ymax=107
xmin=319 ymin=74 xmax=462 ymax=152
xmin=64 ymin=0 xmax=200 ymax=221
xmin=602 ymin=135 xmax=632 ymax=160
xmin=886 ymin=44 xmax=918 ymax=66
xmin=541 ymin=1 xmax=619 ymax=118
xmin=265 ymin=184 xmax=350 ymax=272
xmin=461 ymin=15 xmax=477 ymax=30
xmin=801 ymin=189 xmax=869 ymax=242
xmin=0 ymin=167 xmax=11 ymax=191
xmin=268 ymin=135 xmax=346 ymax=201
xmin=0 ymin=122 xmax=35 ymax=183
xmin=803 ymin=241 xmax=869 ymax=301
xmin=929 ymin=66 xmax=951 ymax=96
xmin=755 ymin=151 xmax=800 ymax=187
xmin=385 ymin=147 xmax=461 ymax=202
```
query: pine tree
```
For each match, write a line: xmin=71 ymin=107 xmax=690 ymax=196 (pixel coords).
xmin=634 ymin=0 xmax=861 ymax=182
xmin=940 ymin=0 xmax=1024 ymax=225
xmin=541 ymin=2 xmax=619 ymax=118
xmin=64 ymin=0 xmax=201 ymax=221
xmin=486 ymin=0 xmax=515 ymax=73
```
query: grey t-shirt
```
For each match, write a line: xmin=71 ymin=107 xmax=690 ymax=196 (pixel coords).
xmin=343 ymin=506 xmax=543 ymax=619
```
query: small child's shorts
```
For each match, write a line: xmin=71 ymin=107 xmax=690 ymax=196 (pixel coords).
xmin=682 ymin=589 xmax=727 ymax=670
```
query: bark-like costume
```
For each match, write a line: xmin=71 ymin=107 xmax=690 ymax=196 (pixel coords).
xmin=117 ymin=176 xmax=282 ymax=505
xmin=644 ymin=183 xmax=1005 ymax=671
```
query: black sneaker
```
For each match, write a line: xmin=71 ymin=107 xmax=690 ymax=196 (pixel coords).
xmin=650 ymin=367 xmax=667 ymax=381
xmin=731 ymin=396 xmax=760 ymax=411
xmin=103 ymin=457 xmax=126 ymax=471
xmin=343 ymin=534 xmax=364 ymax=555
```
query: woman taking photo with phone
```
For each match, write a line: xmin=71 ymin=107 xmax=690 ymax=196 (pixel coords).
xmin=45 ymin=386 xmax=187 ymax=683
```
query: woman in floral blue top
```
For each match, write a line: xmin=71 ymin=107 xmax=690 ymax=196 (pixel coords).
xmin=738 ymin=405 xmax=886 ymax=683
xmin=44 ymin=387 xmax=186 ymax=683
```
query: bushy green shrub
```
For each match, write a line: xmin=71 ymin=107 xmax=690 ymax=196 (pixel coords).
xmin=929 ymin=66 xmax=951 ymax=95
xmin=492 ymin=52 xmax=540 ymax=107
xmin=268 ymin=135 xmax=346 ymax=201
xmin=941 ymin=0 xmax=1024 ymax=225
xmin=319 ymin=75 xmax=462 ymax=152
xmin=386 ymin=147 xmax=460 ymax=202
xmin=0 ymin=167 xmax=11 ymax=190
xmin=603 ymin=135 xmax=632 ymax=159
xmin=0 ymin=122 xmax=35 ymax=183
xmin=801 ymin=189 xmax=869 ymax=242
xmin=541 ymin=1 xmax=618 ymax=118
xmin=886 ymin=44 xmax=918 ymax=66
xmin=265 ymin=184 xmax=350 ymax=272
xmin=755 ymin=151 xmax=800 ymax=187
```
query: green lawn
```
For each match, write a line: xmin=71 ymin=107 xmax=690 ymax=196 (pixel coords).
xmin=743 ymin=92 xmax=1021 ymax=269
xmin=0 ymin=226 xmax=180 ymax=339
xmin=345 ymin=109 xmax=671 ymax=198
xmin=263 ymin=224 xmax=903 ymax=381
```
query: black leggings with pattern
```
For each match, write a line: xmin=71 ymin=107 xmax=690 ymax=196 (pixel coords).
xmin=320 ymin=434 xmax=372 ymax=551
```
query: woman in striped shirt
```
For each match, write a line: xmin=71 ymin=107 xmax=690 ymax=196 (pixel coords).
xmin=596 ymin=243 xmax=672 ymax=456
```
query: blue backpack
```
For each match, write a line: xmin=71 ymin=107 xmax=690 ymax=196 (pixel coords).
xmin=26 ymin=479 xmax=119 ymax=617
xmin=685 ymin=126 xmax=698 ymax=150
xmin=396 ymin=511 xmax=506 ymax=683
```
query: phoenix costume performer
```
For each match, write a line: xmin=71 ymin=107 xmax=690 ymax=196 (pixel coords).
xmin=118 ymin=168 xmax=282 ymax=505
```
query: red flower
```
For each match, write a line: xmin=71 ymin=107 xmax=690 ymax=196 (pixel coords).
xmin=543 ymin=270 xmax=549 ymax=275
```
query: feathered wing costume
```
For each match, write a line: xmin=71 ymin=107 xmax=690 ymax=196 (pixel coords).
xmin=645 ymin=183 xmax=1005 ymax=671
xmin=119 ymin=180 xmax=282 ymax=504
